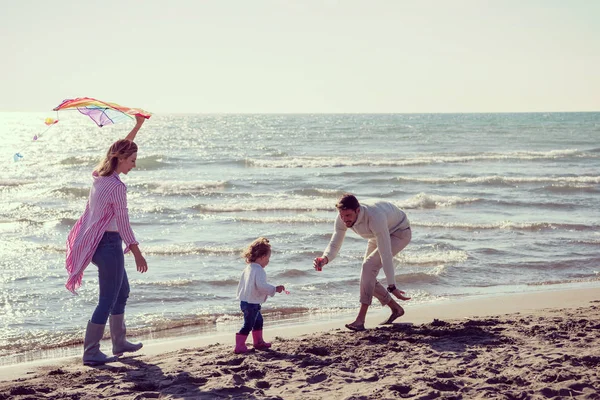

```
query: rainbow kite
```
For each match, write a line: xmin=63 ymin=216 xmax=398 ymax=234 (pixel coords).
xmin=12 ymin=97 xmax=152 ymax=162
xmin=53 ymin=97 xmax=152 ymax=127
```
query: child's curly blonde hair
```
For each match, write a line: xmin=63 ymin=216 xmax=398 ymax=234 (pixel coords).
xmin=242 ymin=237 xmax=271 ymax=263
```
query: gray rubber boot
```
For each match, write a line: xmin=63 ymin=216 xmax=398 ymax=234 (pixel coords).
xmin=83 ymin=321 xmax=118 ymax=366
xmin=109 ymin=314 xmax=143 ymax=356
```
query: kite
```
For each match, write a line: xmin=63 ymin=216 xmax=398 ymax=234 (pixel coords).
xmin=13 ymin=97 xmax=151 ymax=162
xmin=53 ymin=97 xmax=151 ymax=127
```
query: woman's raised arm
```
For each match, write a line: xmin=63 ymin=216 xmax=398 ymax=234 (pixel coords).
xmin=125 ymin=114 xmax=147 ymax=142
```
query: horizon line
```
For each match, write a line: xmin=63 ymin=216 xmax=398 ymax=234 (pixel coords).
xmin=1 ymin=110 xmax=599 ymax=115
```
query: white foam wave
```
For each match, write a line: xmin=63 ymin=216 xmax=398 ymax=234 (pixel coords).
xmin=400 ymin=193 xmax=479 ymax=209
xmin=192 ymin=194 xmax=476 ymax=213
xmin=527 ymin=276 xmax=600 ymax=286
xmin=134 ymin=278 xmax=195 ymax=287
xmin=396 ymin=175 xmax=600 ymax=185
xmin=291 ymin=188 xmax=347 ymax=198
xmin=139 ymin=180 xmax=228 ymax=195
xmin=51 ymin=187 xmax=90 ymax=198
xmin=135 ymin=155 xmax=170 ymax=170
xmin=397 ymin=250 xmax=468 ymax=266
xmin=59 ymin=155 xmax=98 ymax=166
xmin=0 ymin=179 xmax=31 ymax=187
xmin=193 ymin=197 xmax=333 ymax=212
xmin=143 ymin=243 xmax=240 ymax=256
xmin=245 ymin=149 xmax=590 ymax=168
xmin=415 ymin=221 xmax=595 ymax=231
xmin=235 ymin=215 xmax=329 ymax=224
xmin=577 ymin=239 xmax=600 ymax=245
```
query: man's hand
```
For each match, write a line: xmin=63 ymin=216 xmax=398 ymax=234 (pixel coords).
xmin=276 ymin=285 xmax=285 ymax=293
xmin=392 ymin=288 xmax=411 ymax=301
xmin=313 ymin=257 xmax=328 ymax=271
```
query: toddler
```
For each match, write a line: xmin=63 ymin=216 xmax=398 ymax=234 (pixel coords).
xmin=235 ymin=237 xmax=284 ymax=353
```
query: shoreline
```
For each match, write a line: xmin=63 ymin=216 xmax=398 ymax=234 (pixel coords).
xmin=3 ymin=282 xmax=598 ymax=368
xmin=1 ymin=284 xmax=599 ymax=384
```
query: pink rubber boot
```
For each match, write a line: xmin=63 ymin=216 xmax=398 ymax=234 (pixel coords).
xmin=252 ymin=330 xmax=271 ymax=350
xmin=234 ymin=333 xmax=249 ymax=354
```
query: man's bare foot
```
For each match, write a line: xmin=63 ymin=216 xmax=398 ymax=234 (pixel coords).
xmin=345 ymin=322 xmax=365 ymax=332
xmin=380 ymin=306 xmax=404 ymax=325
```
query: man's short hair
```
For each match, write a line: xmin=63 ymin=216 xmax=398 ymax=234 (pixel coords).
xmin=336 ymin=193 xmax=360 ymax=210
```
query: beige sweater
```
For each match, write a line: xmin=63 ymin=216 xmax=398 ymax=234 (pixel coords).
xmin=323 ymin=201 xmax=410 ymax=286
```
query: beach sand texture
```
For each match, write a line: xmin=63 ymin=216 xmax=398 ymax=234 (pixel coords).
xmin=1 ymin=290 xmax=599 ymax=400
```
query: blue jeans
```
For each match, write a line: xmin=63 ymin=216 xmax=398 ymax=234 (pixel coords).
xmin=90 ymin=232 xmax=130 ymax=325
xmin=239 ymin=301 xmax=263 ymax=335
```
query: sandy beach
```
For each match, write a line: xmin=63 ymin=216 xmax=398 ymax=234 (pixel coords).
xmin=1 ymin=286 xmax=599 ymax=399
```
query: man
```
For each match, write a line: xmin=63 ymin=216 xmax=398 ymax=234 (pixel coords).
xmin=313 ymin=193 xmax=411 ymax=331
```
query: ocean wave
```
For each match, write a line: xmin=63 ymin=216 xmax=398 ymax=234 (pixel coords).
xmin=314 ymin=270 xmax=444 ymax=287
xmin=478 ymin=248 xmax=508 ymax=256
xmin=273 ymin=269 xmax=312 ymax=279
xmin=192 ymin=194 xmax=477 ymax=213
xmin=132 ymin=306 xmax=313 ymax=336
xmin=576 ymin=239 xmax=600 ymax=245
xmin=137 ymin=180 xmax=229 ymax=195
xmin=143 ymin=244 xmax=241 ymax=256
xmin=488 ymin=199 xmax=578 ymax=210
xmin=0 ymin=304 xmax=357 ymax=358
xmin=135 ymin=155 xmax=171 ymax=171
xmin=537 ymin=184 xmax=600 ymax=194
xmin=133 ymin=278 xmax=240 ymax=288
xmin=204 ymin=278 xmax=240 ymax=287
xmin=135 ymin=278 xmax=196 ymax=287
xmin=398 ymin=250 xmax=469 ymax=266
xmin=192 ymin=201 xmax=331 ymax=213
xmin=58 ymin=217 xmax=79 ymax=227
xmin=134 ymin=278 xmax=240 ymax=289
xmin=290 ymin=188 xmax=348 ymax=198
xmin=51 ymin=187 xmax=89 ymax=199
xmin=498 ymin=257 xmax=600 ymax=271
xmin=244 ymin=149 xmax=594 ymax=168
xmin=234 ymin=215 xmax=330 ymax=224
xmin=0 ymin=179 xmax=30 ymax=187
xmin=400 ymin=193 xmax=480 ymax=209
xmin=0 ymin=329 xmax=83 ymax=360
xmin=59 ymin=156 xmax=98 ymax=166
xmin=395 ymin=175 xmax=600 ymax=186
xmin=14 ymin=218 xmax=45 ymax=227
xmin=415 ymin=221 xmax=597 ymax=232
xmin=397 ymin=271 xmax=444 ymax=285
xmin=135 ymin=204 xmax=179 ymax=214
xmin=39 ymin=244 xmax=66 ymax=254
xmin=527 ymin=276 xmax=600 ymax=286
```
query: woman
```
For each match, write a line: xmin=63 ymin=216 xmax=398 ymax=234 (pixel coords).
xmin=65 ymin=115 xmax=149 ymax=366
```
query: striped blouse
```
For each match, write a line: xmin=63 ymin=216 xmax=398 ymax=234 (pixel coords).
xmin=65 ymin=171 xmax=138 ymax=294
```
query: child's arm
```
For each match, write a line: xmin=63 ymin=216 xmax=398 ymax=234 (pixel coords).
xmin=255 ymin=269 xmax=277 ymax=296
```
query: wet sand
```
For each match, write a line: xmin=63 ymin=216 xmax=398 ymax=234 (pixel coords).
xmin=1 ymin=287 xmax=599 ymax=399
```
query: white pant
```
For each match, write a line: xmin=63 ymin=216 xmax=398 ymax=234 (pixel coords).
xmin=359 ymin=228 xmax=412 ymax=306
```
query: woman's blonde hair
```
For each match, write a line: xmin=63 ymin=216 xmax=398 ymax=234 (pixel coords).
xmin=95 ymin=139 xmax=138 ymax=176
xmin=242 ymin=237 xmax=271 ymax=263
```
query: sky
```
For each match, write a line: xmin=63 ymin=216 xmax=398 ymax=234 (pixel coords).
xmin=2 ymin=0 xmax=599 ymax=113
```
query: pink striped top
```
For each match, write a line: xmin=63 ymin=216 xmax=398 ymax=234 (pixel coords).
xmin=65 ymin=171 xmax=138 ymax=294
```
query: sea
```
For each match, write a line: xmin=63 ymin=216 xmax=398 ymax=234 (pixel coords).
xmin=1 ymin=111 xmax=599 ymax=365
